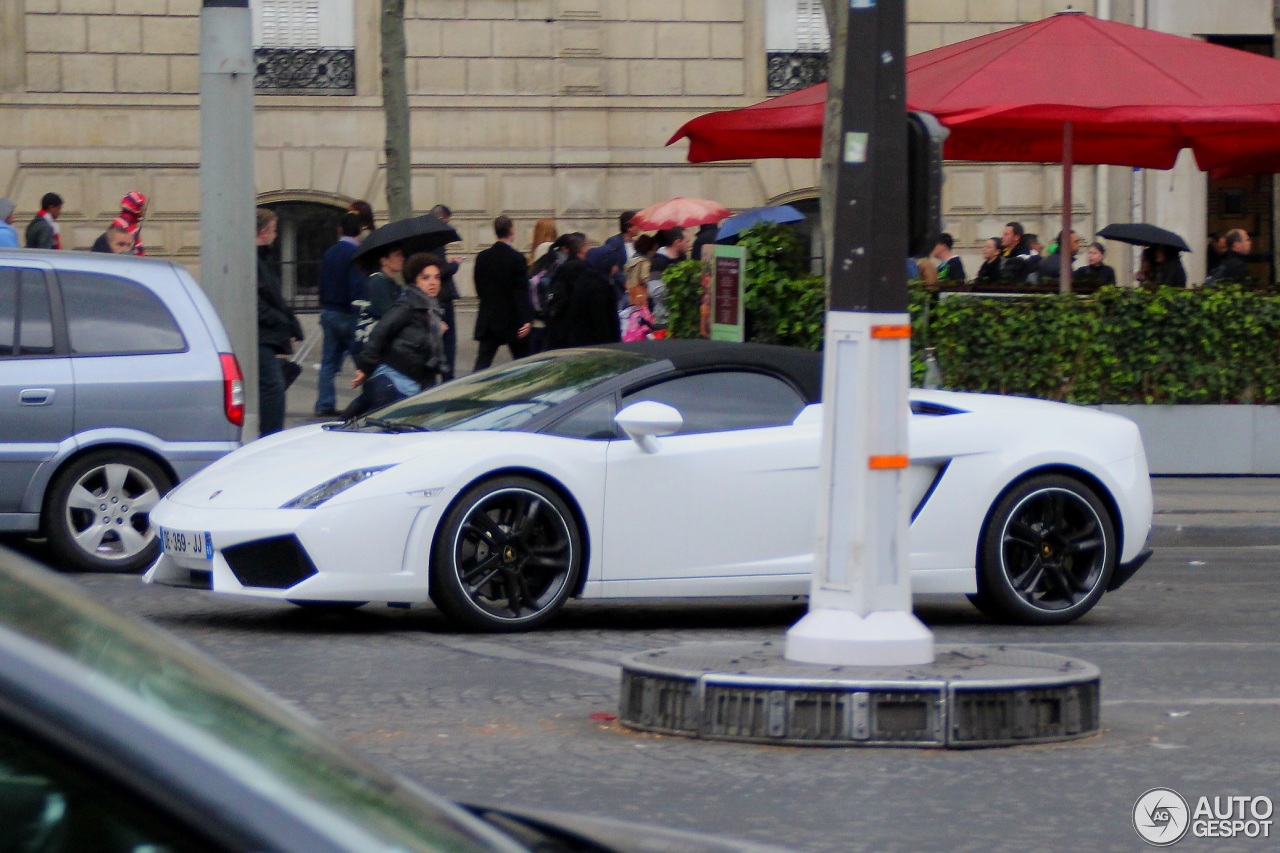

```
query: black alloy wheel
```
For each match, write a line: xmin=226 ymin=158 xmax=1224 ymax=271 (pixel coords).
xmin=969 ymin=474 xmax=1116 ymax=625
xmin=430 ymin=476 xmax=581 ymax=631
xmin=45 ymin=449 xmax=174 ymax=573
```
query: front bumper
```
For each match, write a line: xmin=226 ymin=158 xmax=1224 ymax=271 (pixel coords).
xmin=145 ymin=493 xmax=442 ymax=603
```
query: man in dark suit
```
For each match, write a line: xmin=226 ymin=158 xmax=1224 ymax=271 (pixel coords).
xmin=472 ymin=215 xmax=533 ymax=371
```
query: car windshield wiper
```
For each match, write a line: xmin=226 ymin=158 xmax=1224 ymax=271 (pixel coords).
xmin=362 ymin=416 xmax=431 ymax=433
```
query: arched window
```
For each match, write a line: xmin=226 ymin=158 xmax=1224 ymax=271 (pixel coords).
xmin=260 ymin=201 xmax=346 ymax=311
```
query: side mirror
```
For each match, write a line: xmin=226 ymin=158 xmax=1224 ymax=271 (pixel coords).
xmin=614 ymin=401 xmax=683 ymax=453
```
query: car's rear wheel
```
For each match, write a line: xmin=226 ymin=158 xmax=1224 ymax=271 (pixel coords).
xmin=45 ymin=449 xmax=173 ymax=574
xmin=969 ymin=474 xmax=1116 ymax=625
xmin=430 ymin=476 xmax=581 ymax=632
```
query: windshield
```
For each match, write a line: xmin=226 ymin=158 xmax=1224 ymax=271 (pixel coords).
xmin=350 ymin=349 xmax=655 ymax=432
xmin=0 ymin=552 xmax=515 ymax=853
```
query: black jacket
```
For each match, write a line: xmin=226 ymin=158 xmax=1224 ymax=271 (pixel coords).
xmin=564 ymin=268 xmax=622 ymax=348
xmin=998 ymin=239 xmax=1037 ymax=283
xmin=472 ymin=240 xmax=533 ymax=342
xmin=974 ymin=258 xmax=1001 ymax=284
xmin=1074 ymin=263 xmax=1116 ymax=289
xmin=1208 ymin=252 xmax=1251 ymax=286
xmin=257 ymin=249 xmax=303 ymax=354
xmin=357 ymin=286 xmax=445 ymax=386
xmin=1038 ymin=250 xmax=1077 ymax=281
xmin=25 ymin=215 xmax=55 ymax=249
xmin=936 ymin=256 xmax=965 ymax=282
xmin=545 ymin=258 xmax=582 ymax=350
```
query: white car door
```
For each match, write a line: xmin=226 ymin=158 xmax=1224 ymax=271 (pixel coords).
xmin=601 ymin=370 xmax=818 ymax=583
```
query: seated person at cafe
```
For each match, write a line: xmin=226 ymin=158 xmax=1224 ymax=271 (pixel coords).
xmin=997 ymin=221 xmax=1038 ymax=284
xmin=1073 ymin=242 xmax=1116 ymax=289
xmin=931 ymin=233 xmax=965 ymax=282
xmin=974 ymin=237 xmax=1002 ymax=284
xmin=1038 ymin=230 xmax=1083 ymax=282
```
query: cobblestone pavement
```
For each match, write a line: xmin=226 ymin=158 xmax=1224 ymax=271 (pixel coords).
xmin=45 ymin=544 xmax=1280 ymax=853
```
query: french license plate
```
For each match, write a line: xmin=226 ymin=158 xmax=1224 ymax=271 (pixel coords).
xmin=160 ymin=527 xmax=213 ymax=561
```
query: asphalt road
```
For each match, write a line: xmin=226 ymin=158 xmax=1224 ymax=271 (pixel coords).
xmin=28 ymin=544 xmax=1280 ymax=853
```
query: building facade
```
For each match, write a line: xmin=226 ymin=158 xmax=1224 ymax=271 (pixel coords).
xmin=0 ymin=0 xmax=1275 ymax=302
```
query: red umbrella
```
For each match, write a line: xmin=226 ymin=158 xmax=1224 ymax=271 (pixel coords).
xmin=671 ymin=13 xmax=1280 ymax=171
xmin=631 ymin=197 xmax=731 ymax=231
xmin=671 ymin=84 xmax=826 ymax=164
xmin=667 ymin=12 xmax=1280 ymax=286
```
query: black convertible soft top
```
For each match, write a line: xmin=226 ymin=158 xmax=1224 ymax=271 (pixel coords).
xmin=598 ymin=340 xmax=823 ymax=404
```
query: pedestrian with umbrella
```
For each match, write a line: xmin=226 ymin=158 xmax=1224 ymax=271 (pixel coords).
xmin=349 ymin=212 xmax=460 ymax=361
xmin=350 ymin=242 xmax=405 ymax=364
xmin=1097 ymin=223 xmax=1191 ymax=289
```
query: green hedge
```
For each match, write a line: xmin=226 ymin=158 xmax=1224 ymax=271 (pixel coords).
xmin=911 ymin=284 xmax=1280 ymax=404
xmin=662 ymin=233 xmax=1280 ymax=405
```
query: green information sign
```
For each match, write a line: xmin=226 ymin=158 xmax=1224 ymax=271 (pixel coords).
xmin=710 ymin=244 xmax=746 ymax=342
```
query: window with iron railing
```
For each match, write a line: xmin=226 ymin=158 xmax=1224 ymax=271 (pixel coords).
xmin=766 ymin=0 xmax=829 ymax=93
xmin=252 ymin=0 xmax=355 ymax=94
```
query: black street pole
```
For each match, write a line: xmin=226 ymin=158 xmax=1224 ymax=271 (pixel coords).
xmin=828 ymin=0 xmax=908 ymax=314
xmin=786 ymin=0 xmax=933 ymax=666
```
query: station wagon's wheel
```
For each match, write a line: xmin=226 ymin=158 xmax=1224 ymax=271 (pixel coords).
xmin=45 ymin=449 xmax=173 ymax=574
xmin=430 ymin=476 xmax=581 ymax=632
xmin=969 ymin=474 xmax=1116 ymax=625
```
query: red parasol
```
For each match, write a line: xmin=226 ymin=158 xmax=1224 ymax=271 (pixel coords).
xmin=670 ymin=12 xmax=1280 ymax=174
xmin=668 ymin=12 xmax=1280 ymax=288
xmin=631 ymin=197 xmax=732 ymax=231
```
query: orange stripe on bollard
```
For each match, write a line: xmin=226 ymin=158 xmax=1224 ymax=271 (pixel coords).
xmin=870 ymin=324 xmax=911 ymax=339
xmin=868 ymin=454 xmax=909 ymax=469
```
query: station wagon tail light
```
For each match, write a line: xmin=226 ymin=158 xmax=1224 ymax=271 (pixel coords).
xmin=220 ymin=353 xmax=245 ymax=426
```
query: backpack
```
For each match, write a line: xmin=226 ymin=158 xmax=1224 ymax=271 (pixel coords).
xmin=621 ymin=305 xmax=655 ymax=342
xmin=542 ymin=260 xmax=575 ymax=325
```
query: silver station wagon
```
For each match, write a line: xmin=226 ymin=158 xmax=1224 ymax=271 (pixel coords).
xmin=0 ymin=250 xmax=243 ymax=573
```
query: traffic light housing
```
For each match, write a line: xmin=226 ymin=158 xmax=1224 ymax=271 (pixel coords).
xmin=907 ymin=111 xmax=948 ymax=258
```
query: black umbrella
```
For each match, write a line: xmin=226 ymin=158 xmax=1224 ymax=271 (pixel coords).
xmin=351 ymin=214 xmax=460 ymax=268
xmin=1097 ymin=223 xmax=1192 ymax=253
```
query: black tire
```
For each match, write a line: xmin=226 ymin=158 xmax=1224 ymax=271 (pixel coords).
xmin=969 ymin=474 xmax=1116 ymax=625
xmin=45 ymin=449 xmax=173 ymax=574
xmin=430 ymin=476 xmax=581 ymax=632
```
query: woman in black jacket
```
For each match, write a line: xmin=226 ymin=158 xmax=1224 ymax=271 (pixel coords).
xmin=1073 ymin=241 xmax=1117 ymax=291
xmin=349 ymin=252 xmax=448 ymax=415
xmin=973 ymin=237 xmax=1002 ymax=285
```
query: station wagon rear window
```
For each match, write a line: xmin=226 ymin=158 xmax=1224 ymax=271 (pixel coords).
xmin=60 ymin=272 xmax=186 ymax=355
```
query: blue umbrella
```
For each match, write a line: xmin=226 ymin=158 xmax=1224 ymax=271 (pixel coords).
xmin=715 ymin=204 xmax=805 ymax=241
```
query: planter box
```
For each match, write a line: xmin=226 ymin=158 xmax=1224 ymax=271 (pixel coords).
xmin=1096 ymin=405 xmax=1280 ymax=475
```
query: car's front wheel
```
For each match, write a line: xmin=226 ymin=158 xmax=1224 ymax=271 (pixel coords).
xmin=45 ymin=449 xmax=173 ymax=573
xmin=430 ymin=476 xmax=582 ymax=632
xmin=969 ymin=474 xmax=1116 ymax=625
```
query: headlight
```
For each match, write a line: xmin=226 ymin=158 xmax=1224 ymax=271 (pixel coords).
xmin=281 ymin=466 xmax=395 ymax=509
